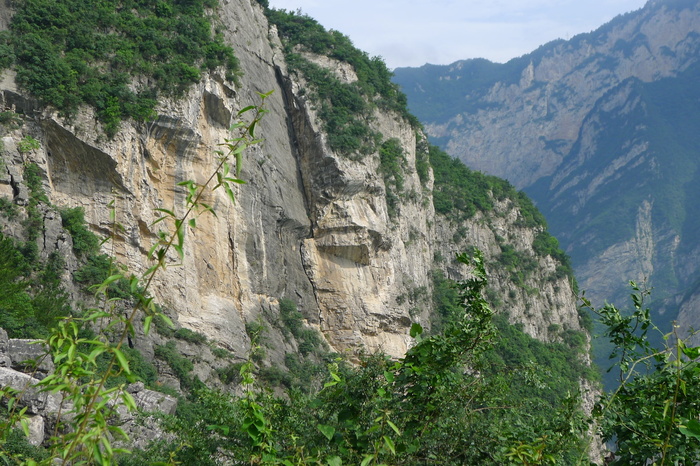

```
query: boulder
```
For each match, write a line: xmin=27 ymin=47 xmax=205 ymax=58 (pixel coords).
xmin=7 ymin=339 xmax=54 ymax=378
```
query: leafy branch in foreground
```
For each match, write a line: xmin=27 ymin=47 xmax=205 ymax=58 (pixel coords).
xmin=0 ymin=91 xmax=272 ymax=465
xmin=583 ymin=282 xmax=700 ymax=465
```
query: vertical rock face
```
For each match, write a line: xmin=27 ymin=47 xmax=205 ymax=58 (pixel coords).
xmin=278 ymin=59 xmax=435 ymax=356
xmin=0 ymin=0 xmax=584 ymax=362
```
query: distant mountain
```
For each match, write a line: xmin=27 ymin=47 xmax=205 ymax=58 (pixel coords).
xmin=393 ymin=0 xmax=700 ymax=335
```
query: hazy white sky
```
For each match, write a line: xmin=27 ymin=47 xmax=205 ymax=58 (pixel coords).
xmin=267 ymin=0 xmax=650 ymax=69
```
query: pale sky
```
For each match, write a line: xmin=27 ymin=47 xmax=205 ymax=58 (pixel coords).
xmin=267 ymin=0 xmax=650 ymax=69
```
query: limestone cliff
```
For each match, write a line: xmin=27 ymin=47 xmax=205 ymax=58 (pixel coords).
xmin=0 ymin=0 xmax=586 ymax=368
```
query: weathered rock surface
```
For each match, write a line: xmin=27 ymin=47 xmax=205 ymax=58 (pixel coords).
xmin=0 ymin=0 xmax=586 ymax=358
xmin=0 ymin=330 xmax=177 ymax=447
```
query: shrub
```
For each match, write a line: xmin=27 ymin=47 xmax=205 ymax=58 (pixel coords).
xmin=17 ymin=136 xmax=40 ymax=154
xmin=60 ymin=207 xmax=100 ymax=257
xmin=174 ymin=327 xmax=208 ymax=345
xmin=154 ymin=341 xmax=203 ymax=392
xmin=0 ymin=110 xmax=22 ymax=129
xmin=5 ymin=0 xmax=240 ymax=137
xmin=216 ymin=362 xmax=244 ymax=385
xmin=0 ymin=197 xmax=19 ymax=220
xmin=279 ymin=297 xmax=303 ymax=337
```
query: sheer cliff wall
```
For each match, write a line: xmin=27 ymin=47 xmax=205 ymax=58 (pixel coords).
xmin=0 ymin=0 xmax=586 ymax=364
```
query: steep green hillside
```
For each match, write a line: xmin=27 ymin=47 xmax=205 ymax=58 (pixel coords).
xmin=530 ymin=60 xmax=700 ymax=303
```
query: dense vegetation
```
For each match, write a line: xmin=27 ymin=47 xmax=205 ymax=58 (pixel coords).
xmin=0 ymin=154 xmax=72 ymax=337
xmin=429 ymin=143 xmax=577 ymax=288
xmin=5 ymin=2 xmax=698 ymax=464
xmin=0 ymin=233 xmax=70 ymax=338
xmin=0 ymin=0 xmax=239 ymax=136
xmin=262 ymin=7 xmax=417 ymax=157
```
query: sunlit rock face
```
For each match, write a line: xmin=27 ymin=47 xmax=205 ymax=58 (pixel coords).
xmin=0 ymin=0 xmax=584 ymax=361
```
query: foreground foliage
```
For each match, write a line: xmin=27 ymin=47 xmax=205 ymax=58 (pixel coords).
xmin=585 ymin=283 xmax=700 ymax=465
xmin=110 ymin=252 xmax=592 ymax=465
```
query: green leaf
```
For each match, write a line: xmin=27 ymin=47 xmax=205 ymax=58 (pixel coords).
xmin=248 ymin=119 xmax=257 ymax=137
xmin=680 ymin=419 xmax=700 ymax=439
xmin=175 ymin=219 xmax=185 ymax=248
xmin=223 ymin=182 xmax=236 ymax=204
xmin=235 ymin=151 xmax=243 ymax=177
xmin=88 ymin=347 xmax=106 ymax=363
xmin=101 ymin=435 xmax=114 ymax=457
xmin=158 ymin=313 xmax=174 ymax=329
xmin=113 ymin=348 xmax=131 ymax=374
xmin=410 ymin=322 xmax=423 ymax=338
xmin=237 ymin=105 xmax=256 ymax=115
xmin=172 ymin=243 xmax=184 ymax=261
xmin=93 ymin=443 xmax=105 ymax=465
xmin=383 ymin=435 xmax=396 ymax=455
xmin=154 ymin=207 xmax=175 ymax=218
xmin=387 ymin=420 xmax=401 ymax=436
xmin=130 ymin=276 xmax=140 ymax=293
xmin=20 ymin=418 xmax=30 ymax=438
xmin=360 ymin=455 xmax=374 ymax=466
xmin=143 ymin=315 xmax=153 ymax=335
xmin=102 ymin=274 xmax=125 ymax=287
xmin=318 ymin=423 xmax=336 ymax=441
xmin=327 ymin=456 xmax=342 ymax=466
xmin=200 ymin=202 xmax=217 ymax=217
xmin=121 ymin=392 xmax=137 ymax=411
xmin=681 ymin=343 xmax=700 ymax=360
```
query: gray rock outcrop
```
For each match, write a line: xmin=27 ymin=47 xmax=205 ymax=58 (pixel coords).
xmin=0 ymin=329 xmax=177 ymax=447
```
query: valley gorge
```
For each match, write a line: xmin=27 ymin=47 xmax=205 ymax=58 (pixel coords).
xmin=393 ymin=0 xmax=700 ymax=340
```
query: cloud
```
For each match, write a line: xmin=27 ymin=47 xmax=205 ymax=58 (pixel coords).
xmin=267 ymin=0 xmax=648 ymax=68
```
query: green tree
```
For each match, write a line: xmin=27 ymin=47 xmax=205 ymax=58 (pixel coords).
xmin=0 ymin=234 xmax=35 ymax=337
xmin=585 ymin=282 xmax=700 ymax=465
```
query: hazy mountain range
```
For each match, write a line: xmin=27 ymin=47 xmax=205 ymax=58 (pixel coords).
xmin=393 ymin=0 xmax=700 ymax=339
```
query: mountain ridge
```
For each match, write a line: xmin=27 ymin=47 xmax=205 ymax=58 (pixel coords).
xmin=393 ymin=0 xmax=700 ymax=321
